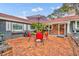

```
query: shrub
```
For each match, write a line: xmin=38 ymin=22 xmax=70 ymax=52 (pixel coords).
xmin=31 ymin=32 xmax=36 ymax=35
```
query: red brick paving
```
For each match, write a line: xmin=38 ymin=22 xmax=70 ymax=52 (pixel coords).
xmin=6 ymin=35 xmax=79 ymax=56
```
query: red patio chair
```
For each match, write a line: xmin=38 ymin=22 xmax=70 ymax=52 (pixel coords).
xmin=45 ymin=31 xmax=48 ymax=40
xmin=35 ymin=31 xmax=44 ymax=46
xmin=27 ymin=31 xmax=31 ymax=42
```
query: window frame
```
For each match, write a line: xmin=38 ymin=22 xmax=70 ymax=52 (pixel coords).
xmin=12 ymin=23 xmax=23 ymax=32
xmin=76 ymin=21 xmax=79 ymax=32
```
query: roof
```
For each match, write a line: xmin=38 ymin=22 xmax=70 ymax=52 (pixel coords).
xmin=49 ymin=15 xmax=79 ymax=23
xmin=0 ymin=13 xmax=31 ymax=24
xmin=0 ymin=13 xmax=79 ymax=25
xmin=29 ymin=19 xmax=50 ymax=24
xmin=26 ymin=15 xmax=79 ymax=24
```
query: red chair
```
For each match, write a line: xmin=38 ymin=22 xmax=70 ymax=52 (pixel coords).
xmin=27 ymin=31 xmax=31 ymax=42
xmin=27 ymin=32 xmax=31 ymax=37
xmin=45 ymin=31 xmax=48 ymax=40
xmin=35 ymin=32 xmax=44 ymax=46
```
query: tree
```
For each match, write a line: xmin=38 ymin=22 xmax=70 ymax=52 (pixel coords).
xmin=59 ymin=4 xmax=74 ymax=13
xmin=47 ymin=3 xmax=74 ymax=18
xmin=31 ymin=23 xmax=45 ymax=32
xmin=48 ymin=9 xmax=63 ymax=18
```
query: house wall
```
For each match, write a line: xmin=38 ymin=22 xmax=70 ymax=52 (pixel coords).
xmin=51 ymin=23 xmax=67 ymax=37
xmin=0 ymin=20 xmax=32 ymax=39
xmin=0 ymin=20 xmax=11 ymax=40
xmin=0 ymin=20 xmax=6 ymax=32
xmin=70 ymin=21 xmax=79 ymax=38
xmin=5 ymin=21 xmax=31 ymax=38
xmin=5 ymin=21 xmax=31 ymax=32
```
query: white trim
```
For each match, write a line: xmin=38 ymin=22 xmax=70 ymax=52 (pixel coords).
xmin=49 ymin=21 xmax=68 ymax=24
xmin=69 ymin=19 xmax=79 ymax=21
xmin=23 ymin=24 xmax=27 ymax=31
xmin=27 ymin=24 xmax=31 ymax=31
xmin=6 ymin=21 xmax=11 ymax=31
xmin=67 ymin=21 xmax=70 ymax=34
xmin=77 ymin=21 xmax=79 ymax=29
xmin=75 ymin=21 xmax=77 ymax=29
xmin=58 ymin=24 xmax=60 ymax=35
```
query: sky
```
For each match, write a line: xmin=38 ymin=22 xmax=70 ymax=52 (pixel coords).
xmin=0 ymin=3 xmax=63 ymax=18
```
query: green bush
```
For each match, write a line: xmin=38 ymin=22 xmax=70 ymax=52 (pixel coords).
xmin=31 ymin=32 xmax=36 ymax=35
xmin=0 ymin=32 xmax=4 ymax=36
xmin=31 ymin=23 xmax=45 ymax=31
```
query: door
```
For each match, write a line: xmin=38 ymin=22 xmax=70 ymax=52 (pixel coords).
xmin=60 ymin=24 xmax=64 ymax=35
xmin=52 ymin=24 xmax=58 ymax=35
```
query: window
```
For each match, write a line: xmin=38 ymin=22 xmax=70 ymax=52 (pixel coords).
xmin=31 ymin=25 xmax=35 ymax=29
xmin=13 ymin=24 xmax=22 ymax=30
xmin=77 ymin=21 xmax=79 ymax=28
xmin=76 ymin=21 xmax=79 ymax=32
xmin=12 ymin=23 xmax=23 ymax=31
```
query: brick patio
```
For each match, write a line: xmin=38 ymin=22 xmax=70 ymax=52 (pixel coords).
xmin=6 ymin=35 xmax=79 ymax=56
